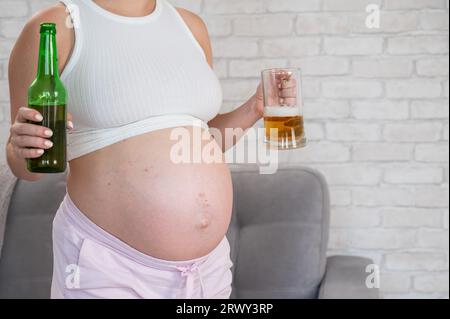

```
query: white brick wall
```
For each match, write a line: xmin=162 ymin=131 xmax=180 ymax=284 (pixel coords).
xmin=0 ymin=0 xmax=448 ymax=299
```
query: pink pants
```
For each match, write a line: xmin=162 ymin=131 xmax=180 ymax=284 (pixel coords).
xmin=51 ymin=192 xmax=233 ymax=299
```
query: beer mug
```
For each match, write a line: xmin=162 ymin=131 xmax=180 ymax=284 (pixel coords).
xmin=261 ymin=68 xmax=306 ymax=150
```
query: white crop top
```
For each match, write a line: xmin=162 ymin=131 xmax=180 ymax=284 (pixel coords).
xmin=59 ymin=0 xmax=223 ymax=161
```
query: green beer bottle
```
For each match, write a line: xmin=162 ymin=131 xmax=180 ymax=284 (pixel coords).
xmin=27 ymin=23 xmax=67 ymax=173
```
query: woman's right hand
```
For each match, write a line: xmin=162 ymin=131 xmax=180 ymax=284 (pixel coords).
xmin=9 ymin=106 xmax=74 ymax=159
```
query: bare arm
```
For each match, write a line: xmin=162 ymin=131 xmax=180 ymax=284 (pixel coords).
xmin=6 ymin=4 xmax=74 ymax=181
xmin=207 ymin=94 xmax=263 ymax=152
xmin=176 ymin=8 xmax=264 ymax=152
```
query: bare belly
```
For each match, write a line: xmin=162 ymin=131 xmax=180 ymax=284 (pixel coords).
xmin=67 ymin=126 xmax=233 ymax=261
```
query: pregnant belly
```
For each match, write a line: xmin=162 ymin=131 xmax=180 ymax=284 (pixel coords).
xmin=67 ymin=126 xmax=233 ymax=261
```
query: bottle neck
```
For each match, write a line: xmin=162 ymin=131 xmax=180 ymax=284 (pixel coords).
xmin=36 ymin=32 xmax=59 ymax=79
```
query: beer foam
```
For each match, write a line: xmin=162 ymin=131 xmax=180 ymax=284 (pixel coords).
xmin=264 ymin=106 xmax=301 ymax=117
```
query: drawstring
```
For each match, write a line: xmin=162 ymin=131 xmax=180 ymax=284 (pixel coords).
xmin=176 ymin=263 xmax=205 ymax=298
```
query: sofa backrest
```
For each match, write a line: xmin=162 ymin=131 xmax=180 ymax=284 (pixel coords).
xmin=0 ymin=172 xmax=67 ymax=298
xmin=227 ymin=166 xmax=330 ymax=299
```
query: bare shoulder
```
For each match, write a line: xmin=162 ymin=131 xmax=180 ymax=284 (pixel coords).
xmin=175 ymin=8 xmax=213 ymax=65
xmin=29 ymin=3 xmax=69 ymax=23
xmin=10 ymin=3 xmax=74 ymax=73
xmin=22 ymin=3 xmax=73 ymax=42
xmin=175 ymin=8 xmax=208 ymax=35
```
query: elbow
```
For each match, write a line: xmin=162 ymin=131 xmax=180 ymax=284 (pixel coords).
xmin=22 ymin=172 xmax=44 ymax=182
xmin=7 ymin=162 xmax=43 ymax=182
xmin=6 ymin=146 xmax=44 ymax=182
xmin=9 ymin=164 xmax=44 ymax=182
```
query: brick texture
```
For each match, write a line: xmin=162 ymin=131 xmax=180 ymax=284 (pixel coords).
xmin=0 ymin=0 xmax=448 ymax=299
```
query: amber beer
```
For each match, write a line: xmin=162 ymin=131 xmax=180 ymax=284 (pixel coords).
xmin=264 ymin=106 xmax=305 ymax=149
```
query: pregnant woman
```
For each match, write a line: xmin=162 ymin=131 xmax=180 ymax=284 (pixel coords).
xmin=6 ymin=0 xmax=266 ymax=299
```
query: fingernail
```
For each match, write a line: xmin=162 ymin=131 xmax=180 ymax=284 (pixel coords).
xmin=44 ymin=140 xmax=53 ymax=147
xmin=37 ymin=149 xmax=44 ymax=155
xmin=68 ymin=121 xmax=74 ymax=129
xmin=44 ymin=130 xmax=53 ymax=137
xmin=35 ymin=114 xmax=43 ymax=121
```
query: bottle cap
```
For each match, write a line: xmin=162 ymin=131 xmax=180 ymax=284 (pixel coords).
xmin=40 ymin=23 xmax=56 ymax=34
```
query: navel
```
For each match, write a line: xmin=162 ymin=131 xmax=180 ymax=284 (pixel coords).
xmin=196 ymin=192 xmax=212 ymax=229
xmin=198 ymin=216 xmax=211 ymax=229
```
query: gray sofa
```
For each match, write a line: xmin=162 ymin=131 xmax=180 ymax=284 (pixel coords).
xmin=0 ymin=165 xmax=378 ymax=299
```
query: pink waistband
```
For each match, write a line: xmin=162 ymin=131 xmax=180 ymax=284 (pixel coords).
xmin=60 ymin=189 xmax=229 ymax=271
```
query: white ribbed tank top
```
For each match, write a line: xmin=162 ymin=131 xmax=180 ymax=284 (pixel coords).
xmin=59 ymin=0 xmax=223 ymax=161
